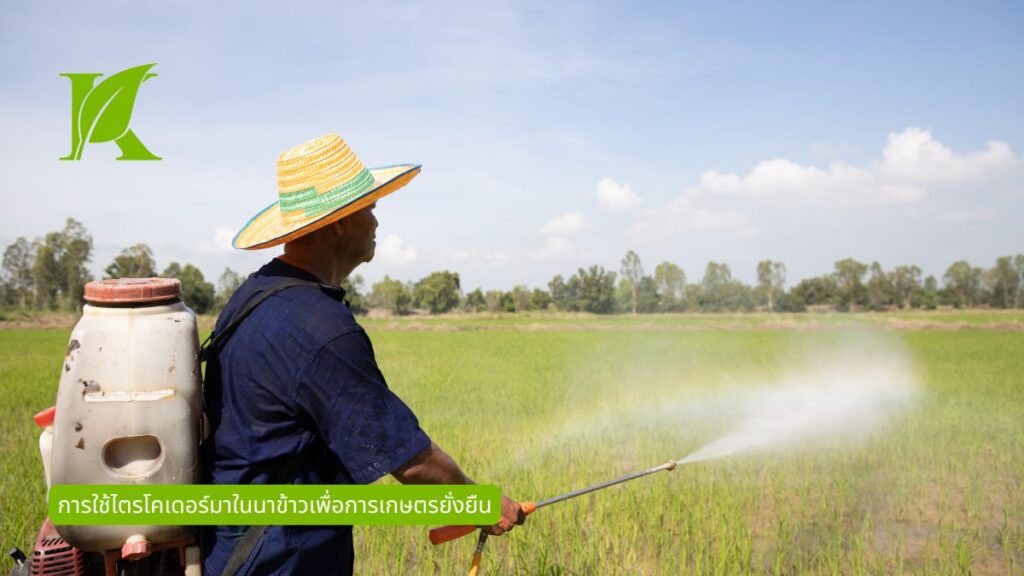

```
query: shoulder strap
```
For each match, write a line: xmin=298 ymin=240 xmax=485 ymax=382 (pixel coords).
xmin=219 ymin=457 xmax=303 ymax=576
xmin=202 ymin=278 xmax=344 ymax=576
xmin=199 ymin=279 xmax=345 ymax=364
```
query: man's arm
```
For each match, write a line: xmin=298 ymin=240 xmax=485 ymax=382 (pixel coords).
xmin=391 ymin=441 xmax=526 ymax=535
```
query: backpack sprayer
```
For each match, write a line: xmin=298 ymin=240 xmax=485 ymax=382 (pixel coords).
xmin=8 ymin=278 xmax=203 ymax=576
xmin=429 ymin=460 xmax=684 ymax=575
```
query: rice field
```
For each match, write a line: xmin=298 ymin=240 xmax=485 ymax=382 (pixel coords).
xmin=2 ymin=311 xmax=1022 ymax=574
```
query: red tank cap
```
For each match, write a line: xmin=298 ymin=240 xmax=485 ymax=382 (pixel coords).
xmin=84 ymin=278 xmax=182 ymax=304
xmin=33 ymin=406 xmax=56 ymax=428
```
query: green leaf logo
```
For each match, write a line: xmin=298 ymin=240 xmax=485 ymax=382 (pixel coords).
xmin=60 ymin=63 xmax=161 ymax=161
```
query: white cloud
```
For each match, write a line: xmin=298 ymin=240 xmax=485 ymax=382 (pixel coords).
xmin=880 ymin=127 xmax=1015 ymax=185
xmin=532 ymin=212 xmax=587 ymax=261
xmin=532 ymin=237 xmax=574 ymax=261
xmin=698 ymin=170 xmax=741 ymax=193
xmin=652 ymin=193 xmax=758 ymax=237
xmin=196 ymin=226 xmax=236 ymax=255
xmin=635 ymin=127 xmax=1019 ymax=240
xmin=375 ymin=234 xmax=419 ymax=265
xmin=692 ymin=128 xmax=1016 ymax=207
xmin=700 ymin=159 xmax=901 ymax=205
xmin=596 ymin=177 xmax=641 ymax=210
xmin=876 ymin=184 xmax=926 ymax=204
xmin=541 ymin=212 xmax=586 ymax=236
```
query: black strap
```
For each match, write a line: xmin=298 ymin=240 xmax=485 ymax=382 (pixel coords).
xmin=201 ymin=277 xmax=345 ymax=576
xmin=199 ymin=279 xmax=345 ymax=364
xmin=219 ymin=457 xmax=303 ymax=576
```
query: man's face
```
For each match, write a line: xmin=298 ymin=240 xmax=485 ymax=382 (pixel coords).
xmin=337 ymin=202 xmax=378 ymax=264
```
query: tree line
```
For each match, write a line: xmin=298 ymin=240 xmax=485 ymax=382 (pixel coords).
xmin=1 ymin=219 xmax=244 ymax=314
xmin=354 ymin=250 xmax=1024 ymax=315
xmin=2 ymin=220 xmax=1022 ymax=315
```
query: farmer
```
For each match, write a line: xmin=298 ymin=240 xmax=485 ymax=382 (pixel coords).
xmin=202 ymin=133 xmax=525 ymax=575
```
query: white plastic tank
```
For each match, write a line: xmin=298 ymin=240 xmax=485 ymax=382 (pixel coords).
xmin=50 ymin=278 xmax=203 ymax=552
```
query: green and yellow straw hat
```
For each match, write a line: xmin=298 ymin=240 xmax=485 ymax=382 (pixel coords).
xmin=233 ymin=133 xmax=421 ymax=250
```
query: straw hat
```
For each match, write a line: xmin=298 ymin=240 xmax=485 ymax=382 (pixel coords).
xmin=233 ymin=133 xmax=420 ymax=250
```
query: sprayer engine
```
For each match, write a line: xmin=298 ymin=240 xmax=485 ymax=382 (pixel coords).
xmin=7 ymin=522 xmax=194 ymax=576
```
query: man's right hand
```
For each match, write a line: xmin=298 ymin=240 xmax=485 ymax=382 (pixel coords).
xmin=481 ymin=495 xmax=527 ymax=536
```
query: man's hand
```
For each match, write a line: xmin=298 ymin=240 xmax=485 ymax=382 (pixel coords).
xmin=480 ymin=495 xmax=526 ymax=536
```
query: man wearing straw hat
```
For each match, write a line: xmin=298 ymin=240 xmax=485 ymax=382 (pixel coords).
xmin=202 ymin=133 xmax=525 ymax=575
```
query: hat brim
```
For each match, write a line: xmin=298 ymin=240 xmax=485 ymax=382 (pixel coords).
xmin=233 ymin=164 xmax=421 ymax=250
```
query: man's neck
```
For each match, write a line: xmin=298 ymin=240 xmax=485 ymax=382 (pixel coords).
xmin=277 ymin=252 xmax=356 ymax=285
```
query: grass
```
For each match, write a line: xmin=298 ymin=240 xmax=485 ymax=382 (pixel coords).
xmin=1 ymin=313 xmax=1022 ymax=574
xmin=0 ymin=331 xmax=62 ymax=554
xmin=360 ymin=308 xmax=1024 ymax=332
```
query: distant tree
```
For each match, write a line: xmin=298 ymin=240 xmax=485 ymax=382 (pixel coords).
xmin=756 ymin=260 xmax=786 ymax=312
xmin=775 ymin=291 xmax=806 ymax=312
xmin=484 ymin=290 xmax=502 ymax=313
xmin=921 ymin=275 xmax=939 ymax=310
xmin=340 ymin=274 xmax=367 ymax=314
xmin=620 ymin=250 xmax=643 ymax=314
xmin=500 ymin=291 xmax=516 ymax=313
xmin=866 ymin=262 xmax=896 ymax=311
xmin=700 ymin=262 xmax=731 ymax=312
xmin=464 ymin=288 xmax=486 ymax=312
xmin=700 ymin=262 xmax=749 ymax=312
xmin=654 ymin=262 xmax=686 ymax=312
xmin=891 ymin=265 xmax=922 ymax=309
xmin=104 ymin=243 xmax=156 ymax=279
xmin=31 ymin=238 xmax=60 ymax=309
xmin=791 ymin=275 xmax=839 ymax=307
xmin=60 ymin=219 xmax=93 ymax=311
xmin=161 ymin=263 xmax=181 ymax=278
xmin=370 ymin=276 xmax=412 ymax=315
xmin=214 ymin=268 xmax=245 ymax=311
xmin=684 ymin=283 xmax=704 ymax=311
xmin=548 ymin=274 xmax=577 ymax=311
xmin=756 ymin=260 xmax=773 ymax=311
xmin=573 ymin=265 xmax=616 ymax=314
xmin=736 ymin=285 xmax=756 ymax=312
xmin=32 ymin=218 xmax=93 ymax=311
xmin=510 ymin=285 xmax=531 ymax=312
xmin=162 ymin=262 xmax=214 ymax=313
xmin=530 ymin=288 xmax=551 ymax=311
xmin=833 ymin=258 xmax=868 ymax=312
xmin=943 ymin=260 xmax=983 ymax=308
xmin=617 ymin=276 xmax=658 ymax=313
xmin=986 ymin=256 xmax=1020 ymax=309
xmin=635 ymin=276 xmax=659 ymax=313
xmin=615 ymin=278 xmax=632 ymax=313
xmin=1015 ymin=255 xmax=1024 ymax=308
xmin=772 ymin=263 xmax=787 ymax=308
xmin=2 ymin=237 xmax=35 ymax=308
xmin=414 ymin=271 xmax=461 ymax=314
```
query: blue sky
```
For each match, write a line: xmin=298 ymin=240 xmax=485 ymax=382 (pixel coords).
xmin=1 ymin=1 xmax=1021 ymax=291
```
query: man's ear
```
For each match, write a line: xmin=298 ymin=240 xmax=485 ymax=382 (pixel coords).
xmin=331 ymin=220 xmax=345 ymax=238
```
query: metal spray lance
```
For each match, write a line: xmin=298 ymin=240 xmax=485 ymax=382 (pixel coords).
xmin=429 ymin=459 xmax=682 ymax=575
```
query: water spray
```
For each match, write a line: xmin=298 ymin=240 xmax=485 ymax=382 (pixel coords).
xmin=430 ymin=340 xmax=918 ymax=574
